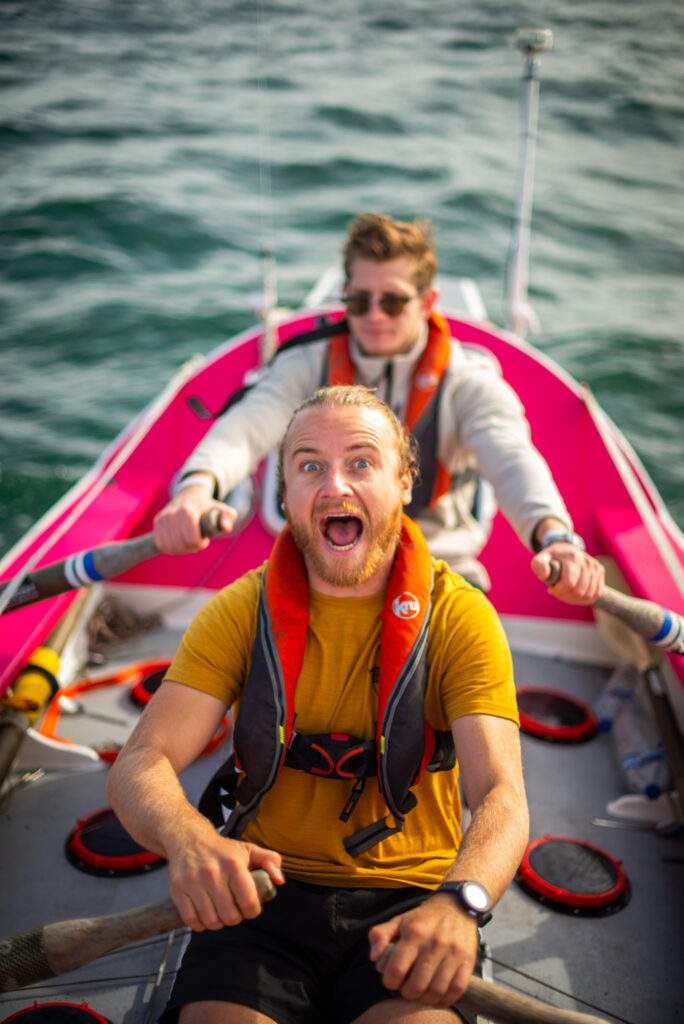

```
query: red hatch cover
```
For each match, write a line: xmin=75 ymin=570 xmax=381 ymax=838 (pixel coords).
xmin=517 ymin=836 xmax=631 ymax=916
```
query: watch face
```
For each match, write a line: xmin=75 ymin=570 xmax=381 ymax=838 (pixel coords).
xmin=461 ymin=881 xmax=491 ymax=913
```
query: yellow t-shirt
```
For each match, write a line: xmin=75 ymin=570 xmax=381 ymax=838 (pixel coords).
xmin=167 ymin=559 xmax=518 ymax=889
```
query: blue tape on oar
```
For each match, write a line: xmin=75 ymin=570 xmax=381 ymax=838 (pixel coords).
xmin=63 ymin=550 xmax=104 ymax=590
xmin=83 ymin=549 xmax=103 ymax=582
xmin=649 ymin=609 xmax=673 ymax=644
xmin=648 ymin=608 xmax=684 ymax=652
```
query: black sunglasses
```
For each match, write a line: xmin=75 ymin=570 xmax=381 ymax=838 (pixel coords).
xmin=342 ymin=291 xmax=421 ymax=318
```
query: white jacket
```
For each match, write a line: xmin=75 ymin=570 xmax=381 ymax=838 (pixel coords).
xmin=177 ymin=325 xmax=572 ymax=575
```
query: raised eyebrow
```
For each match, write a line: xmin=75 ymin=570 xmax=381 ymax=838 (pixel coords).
xmin=290 ymin=444 xmax=323 ymax=461
xmin=346 ymin=440 xmax=382 ymax=455
xmin=290 ymin=440 xmax=381 ymax=459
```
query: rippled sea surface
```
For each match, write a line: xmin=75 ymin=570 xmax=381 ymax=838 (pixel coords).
xmin=1 ymin=0 xmax=683 ymax=554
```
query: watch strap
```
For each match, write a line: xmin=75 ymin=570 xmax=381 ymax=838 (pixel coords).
xmin=436 ymin=880 xmax=492 ymax=926
xmin=540 ymin=528 xmax=586 ymax=551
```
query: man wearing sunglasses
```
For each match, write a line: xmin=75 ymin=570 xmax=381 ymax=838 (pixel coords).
xmin=154 ymin=213 xmax=603 ymax=603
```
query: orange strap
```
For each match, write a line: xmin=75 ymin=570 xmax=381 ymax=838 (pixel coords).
xmin=327 ymin=314 xmax=452 ymax=504
xmin=38 ymin=659 xmax=230 ymax=762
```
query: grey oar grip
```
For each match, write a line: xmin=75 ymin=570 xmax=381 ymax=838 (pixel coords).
xmin=0 ymin=509 xmax=225 ymax=615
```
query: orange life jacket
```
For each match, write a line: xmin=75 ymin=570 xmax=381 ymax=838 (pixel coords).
xmin=199 ymin=515 xmax=455 ymax=857
xmin=326 ymin=313 xmax=453 ymax=513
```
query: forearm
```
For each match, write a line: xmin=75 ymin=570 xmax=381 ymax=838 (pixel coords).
xmin=447 ymin=714 xmax=529 ymax=904
xmin=444 ymin=779 xmax=529 ymax=903
xmin=107 ymin=741 xmax=215 ymax=859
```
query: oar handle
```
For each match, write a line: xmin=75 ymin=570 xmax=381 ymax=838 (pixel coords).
xmin=0 ymin=509 xmax=226 ymax=616
xmin=0 ymin=867 xmax=276 ymax=993
xmin=376 ymin=944 xmax=609 ymax=1024
xmin=546 ymin=561 xmax=684 ymax=654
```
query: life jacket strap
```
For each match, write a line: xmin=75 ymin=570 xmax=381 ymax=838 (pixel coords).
xmin=343 ymin=813 xmax=407 ymax=858
xmin=198 ymin=729 xmax=456 ymax=849
xmin=286 ymin=731 xmax=378 ymax=779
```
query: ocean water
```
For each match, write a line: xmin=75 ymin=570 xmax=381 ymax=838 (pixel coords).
xmin=1 ymin=0 xmax=683 ymax=555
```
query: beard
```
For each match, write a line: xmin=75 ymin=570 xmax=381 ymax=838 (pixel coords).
xmin=284 ymin=498 xmax=403 ymax=589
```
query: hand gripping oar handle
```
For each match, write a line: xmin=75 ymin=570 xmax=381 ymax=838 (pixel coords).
xmin=0 ymin=510 xmax=225 ymax=616
xmin=547 ymin=561 xmax=684 ymax=654
xmin=376 ymin=944 xmax=609 ymax=1024
xmin=0 ymin=868 xmax=276 ymax=993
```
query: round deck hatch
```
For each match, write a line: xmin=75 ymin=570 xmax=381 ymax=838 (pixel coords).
xmin=517 ymin=686 xmax=597 ymax=743
xmin=517 ymin=836 xmax=630 ymax=915
xmin=1 ymin=1004 xmax=113 ymax=1023
xmin=129 ymin=664 xmax=170 ymax=706
xmin=129 ymin=661 xmax=231 ymax=757
xmin=66 ymin=806 xmax=165 ymax=876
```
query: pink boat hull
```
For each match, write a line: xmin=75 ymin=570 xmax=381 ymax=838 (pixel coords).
xmin=2 ymin=311 xmax=683 ymax=696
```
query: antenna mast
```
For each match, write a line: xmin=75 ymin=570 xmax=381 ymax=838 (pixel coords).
xmin=506 ymin=27 xmax=553 ymax=338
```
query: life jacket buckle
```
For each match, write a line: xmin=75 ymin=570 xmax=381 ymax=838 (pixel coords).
xmin=340 ymin=777 xmax=366 ymax=822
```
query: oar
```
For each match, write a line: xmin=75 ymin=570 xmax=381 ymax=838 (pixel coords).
xmin=546 ymin=561 xmax=684 ymax=654
xmin=0 ymin=868 xmax=277 ymax=993
xmin=2 ymin=521 xmax=683 ymax=657
xmin=0 ymin=510 xmax=225 ymax=616
xmin=589 ymin=561 xmax=684 ymax=810
xmin=0 ymin=887 xmax=608 ymax=1024
xmin=376 ymin=944 xmax=609 ymax=1024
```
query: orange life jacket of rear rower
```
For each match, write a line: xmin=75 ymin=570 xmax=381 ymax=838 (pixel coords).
xmin=326 ymin=313 xmax=453 ymax=515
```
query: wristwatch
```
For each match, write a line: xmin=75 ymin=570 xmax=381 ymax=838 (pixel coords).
xmin=435 ymin=880 xmax=492 ymax=926
xmin=539 ymin=529 xmax=586 ymax=551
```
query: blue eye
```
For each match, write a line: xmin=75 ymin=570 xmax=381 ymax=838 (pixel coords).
xmin=302 ymin=461 xmax=320 ymax=473
xmin=354 ymin=458 xmax=370 ymax=469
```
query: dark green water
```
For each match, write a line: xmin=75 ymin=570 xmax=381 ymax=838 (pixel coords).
xmin=1 ymin=0 xmax=683 ymax=556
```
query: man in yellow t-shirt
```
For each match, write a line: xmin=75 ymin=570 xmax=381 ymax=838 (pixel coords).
xmin=108 ymin=385 xmax=529 ymax=1024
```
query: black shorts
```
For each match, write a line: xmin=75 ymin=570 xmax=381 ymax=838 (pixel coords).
xmin=159 ymin=877 xmax=480 ymax=1024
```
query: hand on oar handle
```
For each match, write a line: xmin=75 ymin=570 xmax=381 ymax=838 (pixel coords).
xmin=375 ymin=943 xmax=610 ymax=1024
xmin=0 ymin=868 xmax=276 ymax=993
xmin=546 ymin=561 xmax=684 ymax=654
xmin=0 ymin=508 xmax=228 ymax=616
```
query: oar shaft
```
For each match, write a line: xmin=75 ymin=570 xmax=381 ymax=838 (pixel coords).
xmin=546 ymin=562 xmax=684 ymax=654
xmin=0 ymin=510 xmax=224 ymax=616
xmin=2 ymin=878 xmax=608 ymax=1024
xmin=596 ymin=589 xmax=684 ymax=654
xmin=376 ymin=945 xmax=608 ymax=1024
xmin=460 ymin=975 xmax=608 ymax=1024
xmin=0 ymin=869 xmax=275 ymax=992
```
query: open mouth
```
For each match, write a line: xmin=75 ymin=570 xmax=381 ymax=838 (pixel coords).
xmin=320 ymin=512 xmax=364 ymax=551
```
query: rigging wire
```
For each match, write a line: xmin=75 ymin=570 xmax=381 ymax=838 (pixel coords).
xmin=486 ymin=953 xmax=636 ymax=1024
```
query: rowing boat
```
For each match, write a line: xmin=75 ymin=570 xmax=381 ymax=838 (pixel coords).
xmin=1 ymin=28 xmax=683 ymax=1024
xmin=1 ymin=262 xmax=682 ymax=1024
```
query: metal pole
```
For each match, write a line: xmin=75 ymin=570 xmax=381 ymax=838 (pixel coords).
xmin=506 ymin=28 xmax=553 ymax=337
